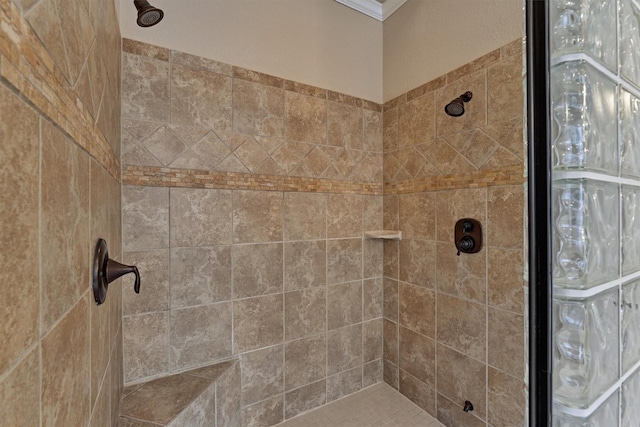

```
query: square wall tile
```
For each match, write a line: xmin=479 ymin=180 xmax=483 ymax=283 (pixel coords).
xmin=170 ymin=188 xmax=232 ymax=247
xmin=233 ymin=243 xmax=283 ymax=298
xmin=170 ymin=64 xmax=232 ymax=130
xmin=233 ymin=190 xmax=283 ymax=243
xmin=123 ymin=312 xmax=169 ymax=383
xmin=240 ymin=345 xmax=284 ymax=405
xmin=327 ymin=325 xmax=362 ymax=375
xmin=284 ymin=192 xmax=326 ymax=240
xmin=170 ymin=246 xmax=231 ymax=308
xmin=234 ymin=294 xmax=283 ymax=353
xmin=327 ymin=282 xmax=362 ymax=330
xmin=284 ymin=240 xmax=326 ymax=291
xmin=169 ymin=302 xmax=232 ymax=371
xmin=285 ymin=335 xmax=326 ymax=390
xmin=437 ymin=294 xmax=486 ymax=361
xmin=123 ymin=250 xmax=170 ymax=315
xmin=328 ymin=194 xmax=363 ymax=238
xmin=284 ymin=288 xmax=326 ymax=341
xmin=327 ymin=239 xmax=362 ymax=285
xmin=122 ymin=186 xmax=169 ymax=251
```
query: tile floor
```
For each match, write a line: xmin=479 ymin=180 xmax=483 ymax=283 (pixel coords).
xmin=275 ymin=383 xmax=445 ymax=427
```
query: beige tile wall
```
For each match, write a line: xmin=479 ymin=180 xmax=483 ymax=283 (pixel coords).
xmin=0 ymin=0 xmax=122 ymax=425
xmin=382 ymin=39 xmax=527 ymax=427
xmin=120 ymin=39 xmax=385 ymax=427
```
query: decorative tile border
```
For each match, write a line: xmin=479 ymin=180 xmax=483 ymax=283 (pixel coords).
xmin=384 ymin=165 xmax=525 ymax=194
xmin=123 ymin=164 xmax=524 ymax=195
xmin=122 ymin=165 xmax=384 ymax=195
xmin=0 ymin=0 xmax=120 ymax=180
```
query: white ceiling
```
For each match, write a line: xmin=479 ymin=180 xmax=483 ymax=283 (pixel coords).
xmin=334 ymin=0 xmax=408 ymax=20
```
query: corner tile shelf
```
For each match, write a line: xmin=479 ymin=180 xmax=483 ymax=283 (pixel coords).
xmin=364 ymin=230 xmax=402 ymax=240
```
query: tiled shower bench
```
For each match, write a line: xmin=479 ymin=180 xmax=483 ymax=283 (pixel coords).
xmin=119 ymin=360 xmax=240 ymax=426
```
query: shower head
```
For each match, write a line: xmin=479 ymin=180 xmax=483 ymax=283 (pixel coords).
xmin=444 ymin=91 xmax=473 ymax=117
xmin=134 ymin=0 xmax=164 ymax=27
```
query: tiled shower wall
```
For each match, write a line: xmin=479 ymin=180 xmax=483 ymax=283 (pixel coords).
xmin=382 ymin=39 xmax=527 ymax=427
xmin=120 ymin=39 xmax=385 ymax=427
xmin=0 ymin=0 xmax=122 ymax=426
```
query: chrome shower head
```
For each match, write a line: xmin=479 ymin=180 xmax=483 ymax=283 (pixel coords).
xmin=134 ymin=0 xmax=164 ymax=27
xmin=444 ymin=91 xmax=473 ymax=117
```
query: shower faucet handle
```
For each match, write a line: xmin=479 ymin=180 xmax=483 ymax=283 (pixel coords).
xmin=92 ymin=239 xmax=141 ymax=305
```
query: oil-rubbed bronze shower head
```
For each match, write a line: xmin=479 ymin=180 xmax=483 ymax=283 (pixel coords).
xmin=134 ymin=0 xmax=164 ymax=27
xmin=445 ymin=91 xmax=473 ymax=117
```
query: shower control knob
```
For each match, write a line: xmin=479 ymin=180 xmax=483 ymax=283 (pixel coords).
xmin=458 ymin=236 xmax=475 ymax=251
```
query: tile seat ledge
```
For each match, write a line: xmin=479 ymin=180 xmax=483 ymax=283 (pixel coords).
xmin=119 ymin=359 xmax=240 ymax=427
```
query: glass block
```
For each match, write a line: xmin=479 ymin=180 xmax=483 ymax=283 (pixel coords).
xmin=551 ymin=61 xmax=618 ymax=173
xmin=553 ymin=391 xmax=619 ymax=426
xmin=622 ymin=368 xmax=640 ymax=427
xmin=553 ymin=289 xmax=619 ymax=408
xmin=622 ymin=186 xmax=640 ymax=275
xmin=621 ymin=90 xmax=640 ymax=179
xmin=553 ymin=179 xmax=619 ymax=288
xmin=620 ymin=0 xmax=640 ymax=87
xmin=550 ymin=0 xmax=617 ymax=70
xmin=622 ymin=280 xmax=640 ymax=373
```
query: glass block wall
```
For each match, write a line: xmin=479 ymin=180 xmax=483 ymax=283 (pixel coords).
xmin=550 ymin=0 xmax=640 ymax=423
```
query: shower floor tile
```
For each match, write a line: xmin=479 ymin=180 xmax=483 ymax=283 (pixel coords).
xmin=275 ymin=383 xmax=445 ymax=427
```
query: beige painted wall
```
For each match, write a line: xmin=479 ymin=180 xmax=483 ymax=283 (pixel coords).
xmin=383 ymin=0 xmax=523 ymax=100
xmin=119 ymin=0 xmax=383 ymax=102
xmin=120 ymin=0 xmax=523 ymax=103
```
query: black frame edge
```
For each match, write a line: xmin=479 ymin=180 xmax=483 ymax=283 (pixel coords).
xmin=526 ymin=0 xmax=552 ymax=425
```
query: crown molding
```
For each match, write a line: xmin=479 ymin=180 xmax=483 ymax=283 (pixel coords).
xmin=334 ymin=0 xmax=408 ymax=21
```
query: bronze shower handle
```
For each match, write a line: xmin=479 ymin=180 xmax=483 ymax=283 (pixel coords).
xmin=92 ymin=238 xmax=140 ymax=305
